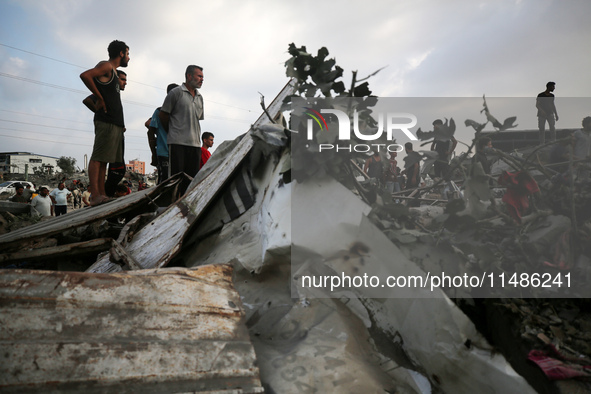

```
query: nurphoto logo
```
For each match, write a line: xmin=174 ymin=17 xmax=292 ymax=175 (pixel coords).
xmin=305 ymin=107 xmax=418 ymax=153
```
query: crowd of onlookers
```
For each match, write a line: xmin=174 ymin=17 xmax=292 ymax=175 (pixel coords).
xmin=4 ymin=177 xmax=148 ymax=218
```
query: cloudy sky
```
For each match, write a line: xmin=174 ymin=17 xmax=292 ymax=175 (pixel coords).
xmin=1 ymin=0 xmax=590 ymax=173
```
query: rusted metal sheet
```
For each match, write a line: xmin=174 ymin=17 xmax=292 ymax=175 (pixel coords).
xmin=0 ymin=264 xmax=263 ymax=393
xmin=87 ymin=79 xmax=296 ymax=274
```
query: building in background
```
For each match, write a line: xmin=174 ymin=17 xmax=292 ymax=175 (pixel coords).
xmin=0 ymin=152 xmax=58 ymax=175
xmin=126 ymin=159 xmax=146 ymax=175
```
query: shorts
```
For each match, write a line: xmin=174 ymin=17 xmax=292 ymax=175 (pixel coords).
xmin=90 ymin=121 xmax=125 ymax=163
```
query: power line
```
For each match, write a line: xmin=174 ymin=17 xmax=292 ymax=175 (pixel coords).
xmin=0 ymin=43 xmax=163 ymax=91
xmin=0 ymin=72 xmax=156 ymax=106
xmin=0 ymin=72 xmax=255 ymax=122
xmin=0 ymin=128 xmax=150 ymax=148
xmin=0 ymin=118 xmax=94 ymax=133
xmin=0 ymin=72 xmax=87 ymax=94
xmin=0 ymin=124 xmax=147 ymax=142
xmin=0 ymin=109 xmax=91 ymax=125
xmin=1 ymin=42 xmax=257 ymax=112
xmin=0 ymin=43 xmax=85 ymax=69
xmin=0 ymin=119 xmax=147 ymax=138
xmin=0 ymin=132 xmax=92 ymax=147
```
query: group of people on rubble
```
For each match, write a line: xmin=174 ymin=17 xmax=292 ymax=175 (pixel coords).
xmin=363 ymin=122 xmax=458 ymax=193
xmin=79 ymin=40 xmax=214 ymax=207
xmin=361 ymin=81 xmax=591 ymax=195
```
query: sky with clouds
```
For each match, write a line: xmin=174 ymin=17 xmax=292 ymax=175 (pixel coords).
xmin=0 ymin=0 xmax=590 ymax=174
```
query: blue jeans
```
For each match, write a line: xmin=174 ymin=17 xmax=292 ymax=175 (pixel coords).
xmin=385 ymin=181 xmax=401 ymax=193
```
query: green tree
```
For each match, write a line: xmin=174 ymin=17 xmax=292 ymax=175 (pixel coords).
xmin=57 ymin=156 xmax=77 ymax=175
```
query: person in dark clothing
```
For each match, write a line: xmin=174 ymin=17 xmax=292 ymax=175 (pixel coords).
xmin=431 ymin=119 xmax=457 ymax=179
xmin=9 ymin=183 xmax=28 ymax=203
xmin=536 ymin=81 xmax=559 ymax=144
xmin=472 ymin=137 xmax=493 ymax=175
xmin=402 ymin=142 xmax=421 ymax=189
xmin=364 ymin=151 xmax=384 ymax=181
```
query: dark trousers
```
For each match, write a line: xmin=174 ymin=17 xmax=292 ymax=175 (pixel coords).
xmin=55 ymin=205 xmax=67 ymax=216
xmin=169 ymin=144 xmax=201 ymax=178
xmin=538 ymin=115 xmax=556 ymax=144
xmin=157 ymin=156 xmax=169 ymax=185
xmin=105 ymin=162 xmax=126 ymax=197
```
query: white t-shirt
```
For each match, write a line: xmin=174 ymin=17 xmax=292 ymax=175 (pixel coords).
xmin=49 ymin=188 xmax=71 ymax=206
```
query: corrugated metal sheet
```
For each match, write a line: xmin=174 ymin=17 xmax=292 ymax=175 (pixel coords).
xmin=0 ymin=264 xmax=263 ymax=393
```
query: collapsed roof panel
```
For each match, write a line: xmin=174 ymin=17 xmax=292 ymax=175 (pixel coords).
xmin=86 ymin=80 xmax=297 ymax=274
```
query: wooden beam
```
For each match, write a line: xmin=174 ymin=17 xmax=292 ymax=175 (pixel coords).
xmin=0 ymin=238 xmax=112 ymax=266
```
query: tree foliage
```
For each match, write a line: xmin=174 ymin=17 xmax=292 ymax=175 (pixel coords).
xmin=284 ymin=43 xmax=385 ymax=195
xmin=285 ymin=43 xmax=374 ymax=99
xmin=57 ymin=156 xmax=77 ymax=175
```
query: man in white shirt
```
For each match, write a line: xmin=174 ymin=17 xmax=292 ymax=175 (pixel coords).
xmin=49 ymin=182 xmax=71 ymax=216
xmin=31 ymin=186 xmax=54 ymax=217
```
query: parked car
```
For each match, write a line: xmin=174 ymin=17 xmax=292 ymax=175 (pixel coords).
xmin=0 ymin=181 xmax=36 ymax=196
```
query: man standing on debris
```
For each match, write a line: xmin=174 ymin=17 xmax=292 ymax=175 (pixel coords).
xmin=200 ymin=132 xmax=214 ymax=169
xmin=364 ymin=151 xmax=384 ymax=182
xmin=147 ymin=83 xmax=179 ymax=183
xmin=472 ymin=137 xmax=493 ymax=176
xmin=384 ymin=152 xmax=401 ymax=194
xmin=31 ymin=186 xmax=53 ymax=217
xmin=49 ymin=182 xmax=72 ymax=217
xmin=401 ymin=143 xmax=421 ymax=189
xmin=430 ymin=119 xmax=457 ymax=180
xmin=574 ymin=117 xmax=591 ymax=159
xmin=573 ymin=116 xmax=591 ymax=180
xmin=536 ymin=81 xmax=559 ymax=144
xmin=80 ymin=40 xmax=129 ymax=206
xmin=159 ymin=65 xmax=204 ymax=178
